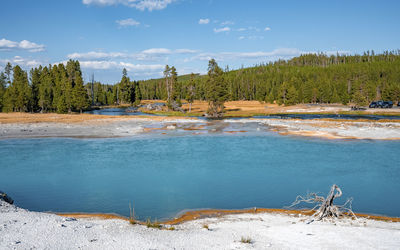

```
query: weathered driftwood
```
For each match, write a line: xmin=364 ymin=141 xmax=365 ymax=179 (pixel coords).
xmin=288 ymin=184 xmax=356 ymax=223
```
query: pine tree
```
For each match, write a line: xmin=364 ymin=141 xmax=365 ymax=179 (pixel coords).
xmin=4 ymin=62 xmax=12 ymax=84
xmin=164 ymin=65 xmax=172 ymax=108
xmin=285 ymin=85 xmax=298 ymax=105
xmin=72 ymin=74 xmax=89 ymax=113
xmin=205 ymin=59 xmax=227 ymax=117
xmin=134 ymin=81 xmax=142 ymax=105
xmin=6 ymin=66 xmax=32 ymax=112
xmin=170 ymin=66 xmax=181 ymax=107
xmin=0 ymin=72 xmax=6 ymax=111
xmin=119 ymin=68 xmax=132 ymax=104
xmin=186 ymin=73 xmax=196 ymax=112
xmin=38 ymin=67 xmax=53 ymax=112
xmin=30 ymin=67 xmax=41 ymax=112
xmin=56 ymin=95 xmax=68 ymax=114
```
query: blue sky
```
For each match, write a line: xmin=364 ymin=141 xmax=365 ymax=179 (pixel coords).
xmin=1 ymin=0 xmax=399 ymax=84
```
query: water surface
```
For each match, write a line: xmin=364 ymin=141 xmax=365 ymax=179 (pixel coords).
xmin=1 ymin=134 xmax=399 ymax=220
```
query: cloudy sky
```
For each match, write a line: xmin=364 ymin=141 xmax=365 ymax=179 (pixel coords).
xmin=1 ymin=0 xmax=399 ymax=84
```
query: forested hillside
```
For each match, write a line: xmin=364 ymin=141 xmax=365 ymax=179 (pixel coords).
xmin=138 ymin=50 xmax=400 ymax=106
xmin=0 ymin=51 xmax=399 ymax=113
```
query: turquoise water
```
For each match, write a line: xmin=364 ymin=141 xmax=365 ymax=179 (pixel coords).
xmin=1 ymin=135 xmax=400 ymax=220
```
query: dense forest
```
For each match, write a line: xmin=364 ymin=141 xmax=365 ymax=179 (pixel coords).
xmin=138 ymin=50 xmax=400 ymax=107
xmin=0 ymin=51 xmax=399 ymax=114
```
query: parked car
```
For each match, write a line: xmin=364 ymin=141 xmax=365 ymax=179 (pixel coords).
xmin=369 ymin=101 xmax=377 ymax=108
xmin=383 ymin=101 xmax=393 ymax=108
xmin=377 ymin=100 xmax=384 ymax=108
xmin=397 ymin=101 xmax=400 ymax=107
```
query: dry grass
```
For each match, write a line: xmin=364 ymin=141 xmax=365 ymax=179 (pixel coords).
xmin=129 ymin=203 xmax=136 ymax=225
xmin=141 ymin=100 xmax=400 ymax=117
xmin=2 ymin=101 xmax=399 ymax=124
xmin=146 ymin=218 xmax=162 ymax=229
xmin=240 ymin=236 xmax=252 ymax=244
xmin=0 ymin=112 xmax=197 ymax=124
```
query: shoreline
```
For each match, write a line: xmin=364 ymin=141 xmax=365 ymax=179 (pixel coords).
xmin=1 ymin=113 xmax=400 ymax=140
xmin=56 ymin=207 xmax=400 ymax=225
xmin=2 ymin=200 xmax=400 ymax=249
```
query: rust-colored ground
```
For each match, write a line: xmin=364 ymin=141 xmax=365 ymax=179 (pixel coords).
xmin=57 ymin=208 xmax=400 ymax=225
xmin=0 ymin=112 xmax=196 ymax=124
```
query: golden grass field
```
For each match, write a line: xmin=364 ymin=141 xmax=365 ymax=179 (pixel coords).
xmin=142 ymin=100 xmax=400 ymax=117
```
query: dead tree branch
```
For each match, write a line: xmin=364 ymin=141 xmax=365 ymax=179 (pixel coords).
xmin=287 ymin=184 xmax=357 ymax=223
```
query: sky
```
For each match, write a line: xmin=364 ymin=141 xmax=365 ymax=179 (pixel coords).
xmin=1 ymin=0 xmax=399 ymax=84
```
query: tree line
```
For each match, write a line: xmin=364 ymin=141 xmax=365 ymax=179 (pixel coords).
xmin=0 ymin=60 xmax=89 ymax=113
xmin=0 ymin=50 xmax=399 ymax=115
xmin=137 ymin=50 xmax=400 ymax=107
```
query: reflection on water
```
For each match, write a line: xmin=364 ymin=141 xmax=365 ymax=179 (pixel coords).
xmin=85 ymin=108 xmax=156 ymax=116
xmin=1 ymin=135 xmax=399 ymax=220
xmin=87 ymin=108 xmax=400 ymax=121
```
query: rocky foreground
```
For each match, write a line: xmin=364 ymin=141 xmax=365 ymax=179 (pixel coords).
xmin=1 ymin=201 xmax=399 ymax=249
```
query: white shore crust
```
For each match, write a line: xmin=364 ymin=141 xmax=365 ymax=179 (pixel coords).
xmin=1 ymin=116 xmax=400 ymax=140
xmin=1 ymin=201 xmax=399 ymax=249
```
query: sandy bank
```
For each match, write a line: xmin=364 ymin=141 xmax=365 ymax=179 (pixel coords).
xmin=1 ymin=201 xmax=399 ymax=249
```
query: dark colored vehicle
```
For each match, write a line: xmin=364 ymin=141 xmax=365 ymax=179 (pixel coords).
xmin=397 ymin=101 xmax=400 ymax=107
xmin=383 ymin=101 xmax=393 ymax=108
xmin=369 ymin=101 xmax=377 ymax=108
xmin=369 ymin=100 xmax=393 ymax=108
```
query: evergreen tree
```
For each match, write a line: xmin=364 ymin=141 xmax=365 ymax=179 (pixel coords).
xmin=286 ymin=85 xmax=298 ymax=105
xmin=205 ymin=59 xmax=227 ymax=117
xmin=119 ymin=68 xmax=132 ymax=104
xmin=164 ymin=65 xmax=172 ymax=108
xmin=30 ymin=67 xmax=41 ymax=112
xmin=186 ymin=73 xmax=196 ymax=112
xmin=170 ymin=66 xmax=181 ymax=106
xmin=38 ymin=66 xmax=53 ymax=112
xmin=72 ymin=74 xmax=89 ymax=113
xmin=0 ymin=72 xmax=6 ymax=111
xmin=5 ymin=66 xmax=32 ymax=112
xmin=56 ymin=95 xmax=68 ymax=114
xmin=134 ymin=81 xmax=142 ymax=105
xmin=4 ymin=62 xmax=12 ymax=84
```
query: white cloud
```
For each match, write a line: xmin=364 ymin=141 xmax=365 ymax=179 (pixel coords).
xmin=82 ymin=0 xmax=175 ymax=11
xmin=236 ymin=28 xmax=246 ymax=32
xmin=0 ymin=38 xmax=45 ymax=52
xmin=220 ymin=21 xmax=234 ymax=26
xmin=238 ymin=35 xmax=264 ymax=41
xmin=213 ymin=27 xmax=231 ymax=33
xmin=79 ymin=60 xmax=164 ymax=72
xmin=174 ymin=49 xmax=198 ymax=54
xmin=68 ymin=48 xmax=199 ymax=62
xmin=248 ymin=26 xmax=261 ymax=32
xmin=264 ymin=27 xmax=271 ymax=31
xmin=67 ymin=51 xmax=128 ymax=60
xmin=0 ymin=56 xmax=43 ymax=68
xmin=198 ymin=18 xmax=210 ymax=24
xmin=141 ymin=48 xmax=171 ymax=55
xmin=116 ymin=18 xmax=140 ymax=27
xmin=185 ymin=48 xmax=315 ymax=62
